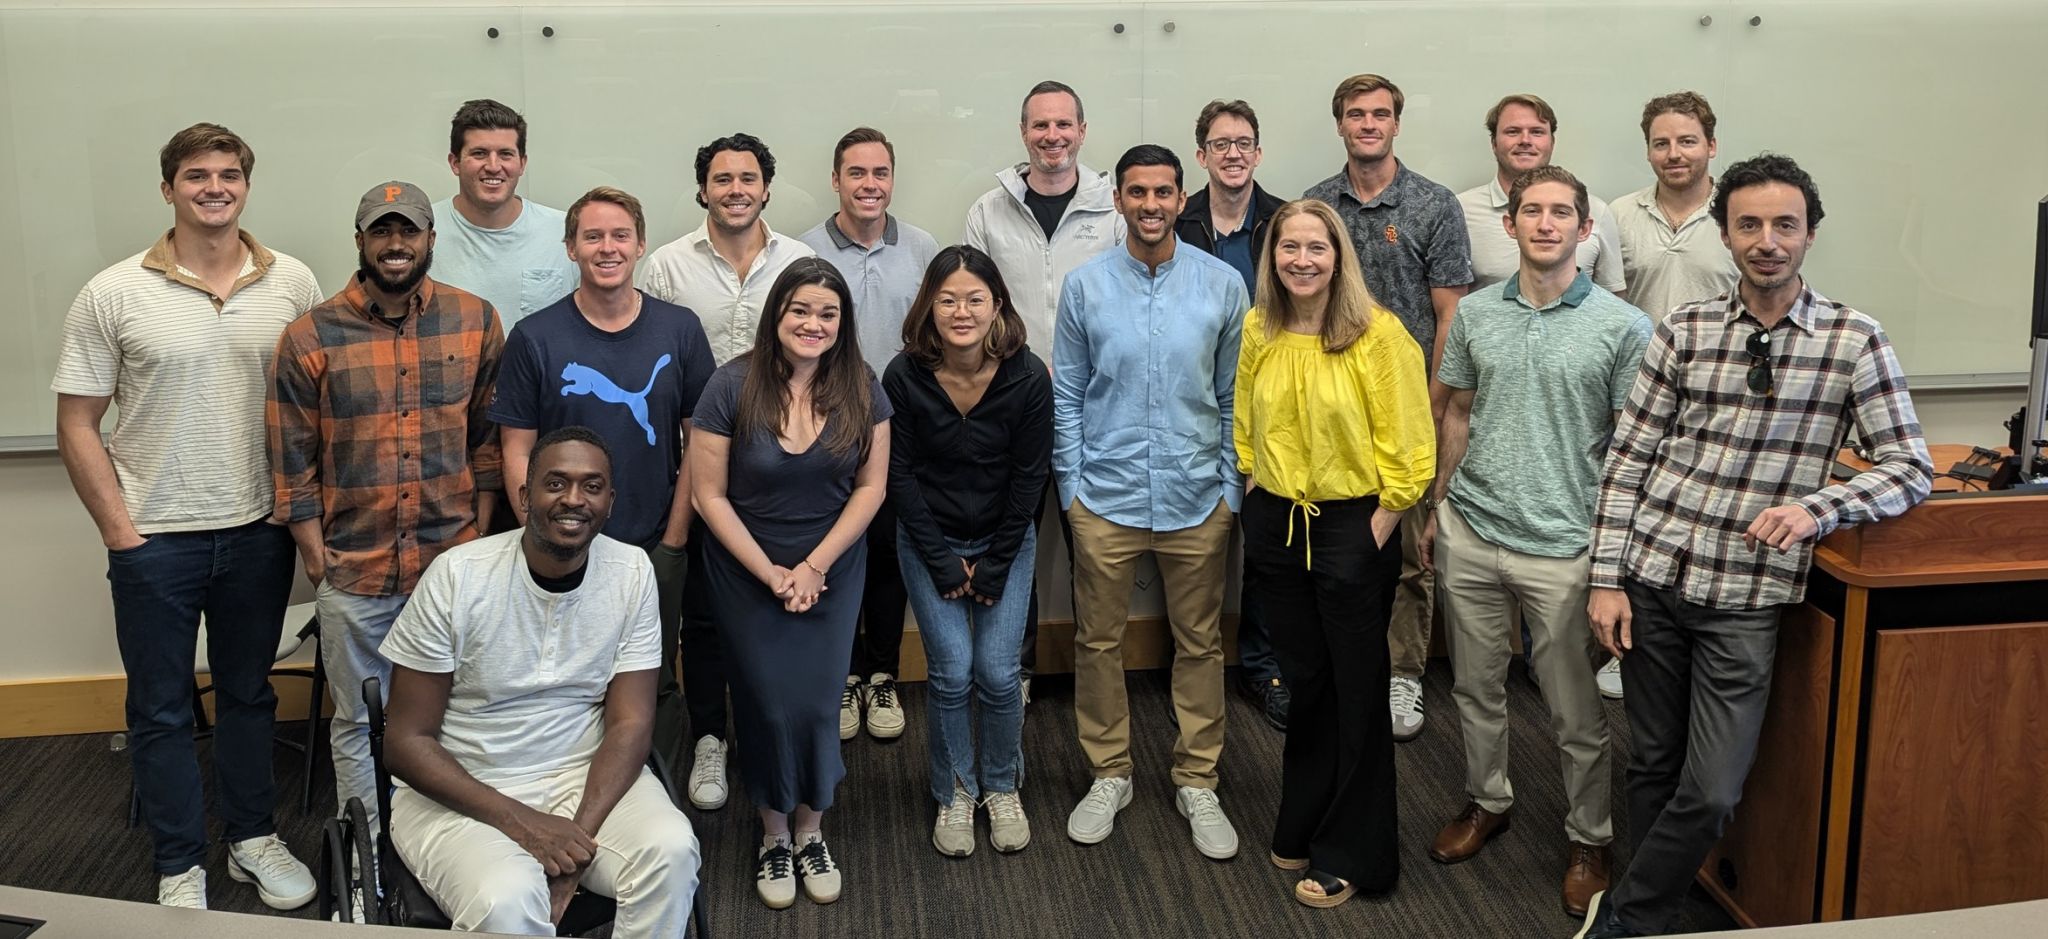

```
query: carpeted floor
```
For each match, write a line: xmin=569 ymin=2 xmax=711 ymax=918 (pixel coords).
xmin=0 ymin=664 xmax=1736 ymax=937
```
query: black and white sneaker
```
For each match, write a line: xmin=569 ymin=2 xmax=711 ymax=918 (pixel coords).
xmin=756 ymin=840 xmax=796 ymax=910
xmin=839 ymin=676 xmax=863 ymax=741
xmin=794 ymin=833 xmax=842 ymax=904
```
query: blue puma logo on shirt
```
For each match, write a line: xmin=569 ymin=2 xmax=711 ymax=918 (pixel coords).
xmin=560 ymin=354 xmax=672 ymax=445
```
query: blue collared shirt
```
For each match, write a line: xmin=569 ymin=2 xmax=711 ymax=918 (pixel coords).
xmin=1051 ymin=240 xmax=1248 ymax=531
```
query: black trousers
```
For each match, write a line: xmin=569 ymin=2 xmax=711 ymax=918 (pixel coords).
xmin=1609 ymin=578 xmax=1781 ymax=934
xmin=1020 ymin=482 xmax=1075 ymax=676
xmin=647 ymin=540 xmax=691 ymax=770
xmin=680 ymin=522 xmax=729 ymax=745
xmin=1243 ymin=489 xmax=1400 ymax=892
xmin=849 ymin=500 xmax=909 ymax=678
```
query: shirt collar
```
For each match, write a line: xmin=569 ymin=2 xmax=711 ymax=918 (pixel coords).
xmin=140 ymin=228 xmax=275 ymax=297
xmin=686 ymin=220 xmax=786 ymax=257
xmin=1724 ymin=282 xmax=1820 ymax=335
xmin=1486 ymin=176 xmax=1510 ymax=210
xmin=1634 ymin=182 xmax=1717 ymax=227
xmin=1501 ymin=270 xmax=1594 ymax=310
xmin=341 ymin=272 xmax=436 ymax=323
xmin=823 ymin=212 xmax=899 ymax=250
xmin=1327 ymin=159 xmax=1409 ymax=209
xmin=1119 ymin=239 xmax=1182 ymax=278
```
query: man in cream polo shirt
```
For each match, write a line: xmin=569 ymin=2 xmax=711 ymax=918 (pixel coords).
xmin=1612 ymin=91 xmax=1739 ymax=321
xmin=53 ymin=122 xmax=322 ymax=911
xmin=1457 ymin=94 xmax=1626 ymax=296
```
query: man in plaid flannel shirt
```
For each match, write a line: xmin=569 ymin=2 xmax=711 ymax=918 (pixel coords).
xmin=1572 ymin=154 xmax=1931 ymax=939
xmin=268 ymin=180 xmax=504 ymax=832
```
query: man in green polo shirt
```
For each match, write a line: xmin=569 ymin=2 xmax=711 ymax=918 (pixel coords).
xmin=1418 ymin=165 xmax=1652 ymax=921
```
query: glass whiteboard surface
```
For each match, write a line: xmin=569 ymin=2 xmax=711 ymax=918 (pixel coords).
xmin=0 ymin=6 xmax=524 ymax=444
xmin=3 ymin=0 xmax=2045 ymax=443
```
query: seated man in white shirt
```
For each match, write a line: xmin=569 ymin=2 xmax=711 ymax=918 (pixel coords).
xmin=380 ymin=426 xmax=700 ymax=937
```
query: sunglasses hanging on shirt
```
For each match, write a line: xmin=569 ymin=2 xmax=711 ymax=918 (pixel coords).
xmin=1746 ymin=327 xmax=1775 ymax=397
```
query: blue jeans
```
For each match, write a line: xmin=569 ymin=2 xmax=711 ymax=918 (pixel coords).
xmin=108 ymin=518 xmax=295 ymax=874
xmin=900 ymin=526 xmax=1034 ymax=805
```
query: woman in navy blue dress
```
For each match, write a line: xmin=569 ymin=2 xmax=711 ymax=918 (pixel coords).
xmin=688 ymin=258 xmax=891 ymax=910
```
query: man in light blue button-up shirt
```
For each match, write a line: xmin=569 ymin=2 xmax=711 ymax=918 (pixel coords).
xmin=1052 ymin=145 xmax=1248 ymax=861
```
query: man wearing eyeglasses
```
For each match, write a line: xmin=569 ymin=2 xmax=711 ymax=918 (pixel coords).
xmin=1573 ymin=154 xmax=1932 ymax=939
xmin=1173 ymin=99 xmax=1288 ymax=733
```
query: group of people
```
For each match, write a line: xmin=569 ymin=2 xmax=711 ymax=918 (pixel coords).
xmin=54 ymin=70 xmax=1934 ymax=939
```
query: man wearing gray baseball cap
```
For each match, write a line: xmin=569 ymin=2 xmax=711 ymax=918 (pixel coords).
xmin=267 ymin=178 xmax=506 ymax=831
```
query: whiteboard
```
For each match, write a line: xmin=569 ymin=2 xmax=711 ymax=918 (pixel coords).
xmin=4 ymin=0 xmax=2045 ymax=445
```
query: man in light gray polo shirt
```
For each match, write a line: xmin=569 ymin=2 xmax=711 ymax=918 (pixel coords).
xmin=1612 ymin=91 xmax=1739 ymax=321
xmin=798 ymin=126 xmax=939 ymax=744
xmin=1419 ymin=166 xmax=1651 ymax=920
xmin=1457 ymin=94 xmax=1626 ymax=297
xmin=1303 ymin=72 xmax=1473 ymax=742
xmin=430 ymin=99 xmax=579 ymax=329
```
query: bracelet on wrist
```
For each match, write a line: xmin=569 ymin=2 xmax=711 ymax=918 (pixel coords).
xmin=801 ymin=559 xmax=826 ymax=577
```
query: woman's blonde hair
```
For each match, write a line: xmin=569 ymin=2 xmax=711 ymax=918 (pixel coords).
xmin=1253 ymin=199 xmax=1379 ymax=353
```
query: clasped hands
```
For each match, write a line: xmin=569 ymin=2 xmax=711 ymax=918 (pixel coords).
xmin=943 ymin=558 xmax=996 ymax=607
xmin=506 ymin=807 xmax=599 ymax=924
xmin=764 ymin=561 xmax=827 ymax=613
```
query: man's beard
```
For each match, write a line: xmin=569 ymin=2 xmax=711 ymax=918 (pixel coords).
xmin=357 ymin=247 xmax=434 ymax=296
xmin=525 ymin=507 xmax=597 ymax=561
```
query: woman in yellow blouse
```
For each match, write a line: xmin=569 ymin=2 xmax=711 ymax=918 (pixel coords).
xmin=1235 ymin=199 xmax=1434 ymax=908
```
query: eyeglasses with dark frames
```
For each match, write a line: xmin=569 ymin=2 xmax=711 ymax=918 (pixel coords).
xmin=1745 ymin=327 xmax=1774 ymax=396
xmin=1202 ymin=137 xmax=1258 ymax=155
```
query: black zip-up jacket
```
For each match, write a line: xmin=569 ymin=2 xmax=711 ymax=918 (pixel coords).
xmin=1174 ymin=181 xmax=1288 ymax=265
xmin=883 ymin=347 xmax=1053 ymax=601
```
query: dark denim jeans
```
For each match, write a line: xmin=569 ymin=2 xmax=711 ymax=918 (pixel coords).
xmin=108 ymin=518 xmax=295 ymax=874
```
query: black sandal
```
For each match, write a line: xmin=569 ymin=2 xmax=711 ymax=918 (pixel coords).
xmin=1294 ymin=869 xmax=1355 ymax=908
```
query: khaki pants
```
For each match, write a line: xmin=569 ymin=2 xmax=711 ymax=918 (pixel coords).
xmin=1435 ymin=502 xmax=1612 ymax=845
xmin=1069 ymin=498 xmax=1231 ymax=788
xmin=1389 ymin=500 xmax=1436 ymax=680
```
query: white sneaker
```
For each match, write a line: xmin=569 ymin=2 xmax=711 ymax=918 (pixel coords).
xmin=984 ymin=790 xmax=1031 ymax=852
xmin=1065 ymin=776 xmax=1133 ymax=844
xmin=794 ymin=832 xmax=842 ymax=904
xmin=689 ymin=735 xmax=728 ymax=810
xmin=227 ymin=834 xmax=316 ymax=910
xmin=1390 ymin=676 xmax=1426 ymax=742
xmin=1175 ymin=786 xmax=1240 ymax=860
xmin=933 ymin=784 xmax=976 ymax=857
xmin=1597 ymin=659 xmax=1625 ymax=700
xmin=157 ymin=865 xmax=207 ymax=909
xmin=863 ymin=673 xmax=906 ymax=739
xmin=756 ymin=837 xmax=796 ymax=910
xmin=839 ymin=676 xmax=862 ymax=741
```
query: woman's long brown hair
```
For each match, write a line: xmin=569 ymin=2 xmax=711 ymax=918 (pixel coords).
xmin=736 ymin=257 xmax=875 ymax=459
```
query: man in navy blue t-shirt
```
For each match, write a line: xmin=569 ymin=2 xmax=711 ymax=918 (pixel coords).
xmin=490 ymin=186 xmax=714 ymax=768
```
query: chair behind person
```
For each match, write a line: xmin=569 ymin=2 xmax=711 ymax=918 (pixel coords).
xmin=319 ymin=676 xmax=709 ymax=937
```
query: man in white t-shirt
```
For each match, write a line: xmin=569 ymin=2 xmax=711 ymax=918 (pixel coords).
xmin=429 ymin=99 xmax=580 ymax=329
xmin=381 ymin=427 xmax=700 ymax=937
xmin=52 ymin=122 xmax=322 ymax=911
xmin=1457 ymin=94 xmax=1627 ymax=297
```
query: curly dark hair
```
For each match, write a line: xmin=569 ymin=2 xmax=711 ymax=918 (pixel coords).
xmin=694 ymin=133 xmax=776 ymax=208
xmin=1712 ymin=153 xmax=1825 ymax=232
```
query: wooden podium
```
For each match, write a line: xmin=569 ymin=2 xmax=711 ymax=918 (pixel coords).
xmin=1698 ymin=450 xmax=2048 ymax=925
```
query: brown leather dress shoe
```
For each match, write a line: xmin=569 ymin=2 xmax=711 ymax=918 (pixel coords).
xmin=1428 ymin=803 xmax=1510 ymax=864
xmin=1562 ymin=842 xmax=1611 ymax=918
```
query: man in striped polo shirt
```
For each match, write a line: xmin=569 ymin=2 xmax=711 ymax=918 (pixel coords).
xmin=54 ymin=123 xmax=322 ymax=910
xmin=1573 ymin=155 xmax=1932 ymax=938
xmin=268 ymin=181 xmax=505 ymax=835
